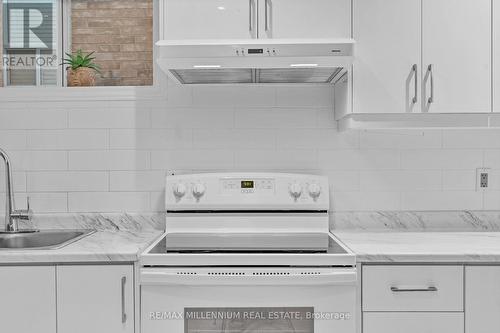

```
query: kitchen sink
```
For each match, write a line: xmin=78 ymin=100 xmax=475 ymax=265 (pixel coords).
xmin=0 ymin=230 xmax=95 ymax=250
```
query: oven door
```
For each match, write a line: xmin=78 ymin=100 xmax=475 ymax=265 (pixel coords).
xmin=140 ymin=267 xmax=356 ymax=333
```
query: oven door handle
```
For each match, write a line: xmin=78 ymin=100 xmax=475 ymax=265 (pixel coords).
xmin=140 ymin=268 xmax=356 ymax=286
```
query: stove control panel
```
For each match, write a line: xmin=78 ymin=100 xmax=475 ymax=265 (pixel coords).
xmin=221 ymin=178 xmax=275 ymax=194
xmin=166 ymin=173 xmax=329 ymax=211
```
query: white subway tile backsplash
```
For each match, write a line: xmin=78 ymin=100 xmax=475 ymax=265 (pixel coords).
xmin=360 ymin=170 xmax=442 ymax=191
xmin=69 ymin=108 xmax=151 ymax=129
xmin=360 ymin=130 xmax=442 ymax=149
xmin=276 ymin=129 xmax=359 ymax=149
xmin=165 ymin=80 xmax=193 ymax=106
xmin=332 ymin=191 xmax=401 ymax=211
xmin=151 ymin=150 xmax=234 ymax=170
xmin=0 ymin=131 xmax=27 ymax=150
xmin=235 ymin=108 xmax=317 ymax=129
xmin=401 ymin=149 xmax=482 ymax=170
xmin=0 ymin=172 xmax=26 ymax=192
xmin=152 ymin=107 xmax=234 ymax=129
xmin=484 ymin=191 xmax=500 ymax=210
xmin=109 ymin=129 xmax=193 ymax=150
xmin=276 ymin=86 xmax=334 ymax=107
xmin=318 ymin=150 xmax=400 ymax=170
xmin=442 ymin=170 xmax=477 ymax=191
xmin=26 ymin=193 xmax=68 ymax=213
xmin=27 ymin=130 xmax=108 ymax=150
xmin=193 ymin=86 xmax=276 ymax=107
xmin=443 ymin=129 xmax=500 ymax=148
xmin=68 ymin=151 xmax=150 ymax=171
xmin=401 ymin=191 xmax=483 ymax=210
xmin=10 ymin=151 xmax=68 ymax=171
xmin=1 ymin=80 xmax=498 ymax=213
xmin=149 ymin=191 xmax=165 ymax=212
xmin=484 ymin=150 xmax=500 ymax=168
xmin=324 ymin=171 xmax=360 ymax=192
xmin=27 ymin=172 xmax=109 ymax=192
xmin=68 ymin=192 xmax=150 ymax=212
xmin=110 ymin=171 xmax=166 ymax=192
xmin=234 ymin=149 xmax=317 ymax=170
xmin=0 ymin=109 xmax=67 ymax=129
xmin=316 ymin=108 xmax=337 ymax=128
xmin=193 ymin=129 xmax=276 ymax=149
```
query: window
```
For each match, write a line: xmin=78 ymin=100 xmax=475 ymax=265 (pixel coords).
xmin=1 ymin=0 xmax=153 ymax=87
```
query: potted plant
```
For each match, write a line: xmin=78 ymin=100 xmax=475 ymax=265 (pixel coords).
xmin=62 ymin=49 xmax=101 ymax=87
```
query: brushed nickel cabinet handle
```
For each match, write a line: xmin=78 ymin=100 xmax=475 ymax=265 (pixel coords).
xmin=412 ymin=64 xmax=418 ymax=104
xmin=427 ymin=64 xmax=434 ymax=104
xmin=249 ymin=0 xmax=253 ymax=32
xmin=121 ymin=276 xmax=127 ymax=323
xmin=391 ymin=286 xmax=438 ymax=292
xmin=265 ymin=0 xmax=270 ymax=32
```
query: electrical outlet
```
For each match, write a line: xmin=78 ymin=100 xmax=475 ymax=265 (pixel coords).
xmin=476 ymin=168 xmax=491 ymax=191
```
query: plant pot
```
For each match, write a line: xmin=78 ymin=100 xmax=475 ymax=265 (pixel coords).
xmin=67 ymin=67 xmax=97 ymax=87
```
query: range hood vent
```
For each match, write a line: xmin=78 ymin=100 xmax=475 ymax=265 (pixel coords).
xmin=157 ymin=39 xmax=354 ymax=85
xmin=170 ymin=67 xmax=343 ymax=85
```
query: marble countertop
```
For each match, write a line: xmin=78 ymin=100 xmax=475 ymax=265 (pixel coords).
xmin=334 ymin=231 xmax=500 ymax=263
xmin=0 ymin=230 xmax=163 ymax=264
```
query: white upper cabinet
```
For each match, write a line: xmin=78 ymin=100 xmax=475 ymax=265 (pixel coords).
xmin=494 ymin=1 xmax=500 ymax=112
xmin=258 ymin=0 xmax=351 ymax=39
xmin=57 ymin=265 xmax=134 ymax=333
xmin=353 ymin=0 xmax=421 ymax=114
xmin=465 ymin=266 xmax=500 ymax=333
xmin=422 ymin=0 xmax=491 ymax=113
xmin=161 ymin=0 xmax=351 ymax=40
xmin=162 ymin=0 xmax=258 ymax=39
xmin=0 ymin=266 xmax=57 ymax=333
xmin=350 ymin=0 xmax=491 ymax=116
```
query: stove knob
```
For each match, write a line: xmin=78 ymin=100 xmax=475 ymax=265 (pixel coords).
xmin=192 ymin=183 xmax=206 ymax=199
xmin=289 ymin=183 xmax=303 ymax=199
xmin=308 ymin=183 xmax=321 ymax=199
xmin=173 ymin=183 xmax=187 ymax=198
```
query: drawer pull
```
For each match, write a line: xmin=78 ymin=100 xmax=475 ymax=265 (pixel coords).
xmin=390 ymin=286 xmax=438 ymax=293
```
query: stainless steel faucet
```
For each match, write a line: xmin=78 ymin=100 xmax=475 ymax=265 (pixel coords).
xmin=0 ymin=148 xmax=32 ymax=232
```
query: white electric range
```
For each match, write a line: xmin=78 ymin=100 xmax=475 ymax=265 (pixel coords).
xmin=140 ymin=173 xmax=356 ymax=333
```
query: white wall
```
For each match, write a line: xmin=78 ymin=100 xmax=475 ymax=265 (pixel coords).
xmin=1 ymin=81 xmax=500 ymax=214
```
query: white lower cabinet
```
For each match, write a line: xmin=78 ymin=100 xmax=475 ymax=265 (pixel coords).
xmin=362 ymin=265 xmax=463 ymax=312
xmin=364 ymin=312 xmax=464 ymax=333
xmin=57 ymin=265 xmax=134 ymax=333
xmin=0 ymin=266 xmax=57 ymax=333
xmin=362 ymin=265 xmax=464 ymax=333
xmin=465 ymin=266 xmax=500 ymax=333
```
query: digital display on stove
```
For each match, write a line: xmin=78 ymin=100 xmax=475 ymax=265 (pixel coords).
xmin=248 ymin=48 xmax=263 ymax=54
xmin=241 ymin=180 xmax=254 ymax=189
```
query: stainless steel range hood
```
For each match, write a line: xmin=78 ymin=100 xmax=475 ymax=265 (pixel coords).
xmin=157 ymin=39 xmax=354 ymax=85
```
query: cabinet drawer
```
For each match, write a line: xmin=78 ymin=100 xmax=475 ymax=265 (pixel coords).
xmin=363 ymin=265 xmax=463 ymax=311
xmin=363 ymin=312 xmax=464 ymax=333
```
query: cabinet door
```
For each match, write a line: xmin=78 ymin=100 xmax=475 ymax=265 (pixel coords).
xmin=0 ymin=266 xmax=56 ymax=333
xmin=494 ymin=1 xmax=500 ymax=112
xmin=364 ymin=312 xmax=464 ymax=333
xmin=353 ymin=0 xmax=421 ymax=114
xmin=465 ymin=266 xmax=500 ymax=333
xmin=258 ymin=0 xmax=351 ymax=39
xmin=162 ymin=0 xmax=257 ymax=39
xmin=422 ymin=0 xmax=491 ymax=113
xmin=57 ymin=265 xmax=134 ymax=333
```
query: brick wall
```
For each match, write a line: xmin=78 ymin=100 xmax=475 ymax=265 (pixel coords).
xmin=71 ymin=0 xmax=153 ymax=86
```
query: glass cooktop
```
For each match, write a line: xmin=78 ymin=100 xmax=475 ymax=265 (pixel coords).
xmin=148 ymin=233 xmax=347 ymax=254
